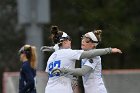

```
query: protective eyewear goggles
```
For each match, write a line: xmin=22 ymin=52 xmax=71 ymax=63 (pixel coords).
xmin=81 ymin=35 xmax=99 ymax=43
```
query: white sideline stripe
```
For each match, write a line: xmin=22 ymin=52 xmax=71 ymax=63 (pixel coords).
xmin=3 ymin=71 xmax=47 ymax=93
xmin=103 ymin=69 xmax=140 ymax=74
xmin=8 ymin=77 xmax=16 ymax=93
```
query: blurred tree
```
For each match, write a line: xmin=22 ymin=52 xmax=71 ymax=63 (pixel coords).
xmin=0 ymin=0 xmax=25 ymax=92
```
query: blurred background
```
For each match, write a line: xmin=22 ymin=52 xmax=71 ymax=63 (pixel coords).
xmin=0 ymin=0 xmax=140 ymax=93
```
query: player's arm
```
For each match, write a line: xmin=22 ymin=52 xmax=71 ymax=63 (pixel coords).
xmin=40 ymin=44 xmax=60 ymax=52
xmin=62 ymin=65 xmax=92 ymax=76
xmin=52 ymin=65 xmax=92 ymax=76
xmin=80 ymin=48 xmax=122 ymax=60
xmin=40 ymin=46 xmax=55 ymax=52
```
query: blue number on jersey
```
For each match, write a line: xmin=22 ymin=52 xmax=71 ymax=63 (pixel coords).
xmin=48 ymin=60 xmax=61 ymax=77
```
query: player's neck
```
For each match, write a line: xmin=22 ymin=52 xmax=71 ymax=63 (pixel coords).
xmin=22 ymin=58 xmax=28 ymax=62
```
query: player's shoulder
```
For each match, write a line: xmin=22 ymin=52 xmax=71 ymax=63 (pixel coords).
xmin=50 ymin=49 xmax=83 ymax=58
xmin=60 ymin=48 xmax=72 ymax=51
xmin=22 ymin=61 xmax=31 ymax=70
xmin=55 ymin=49 xmax=73 ymax=53
xmin=22 ymin=61 xmax=30 ymax=67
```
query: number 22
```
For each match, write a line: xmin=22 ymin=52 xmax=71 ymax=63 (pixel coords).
xmin=48 ymin=60 xmax=61 ymax=77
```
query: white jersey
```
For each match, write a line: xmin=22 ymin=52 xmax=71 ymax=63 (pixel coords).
xmin=45 ymin=49 xmax=83 ymax=93
xmin=82 ymin=56 xmax=107 ymax=93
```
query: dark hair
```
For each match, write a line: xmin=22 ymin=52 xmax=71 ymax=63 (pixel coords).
xmin=50 ymin=26 xmax=63 ymax=44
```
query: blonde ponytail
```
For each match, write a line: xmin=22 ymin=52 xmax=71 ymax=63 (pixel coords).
xmin=30 ymin=46 xmax=37 ymax=69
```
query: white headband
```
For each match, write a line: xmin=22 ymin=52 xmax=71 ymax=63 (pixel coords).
xmin=86 ymin=32 xmax=98 ymax=46
xmin=54 ymin=32 xmax=69 ymax=50
xmin=60 ymin=32 xmax=69 ymax=41
xmin=62 ymin=32 xmax=68 ymax=37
